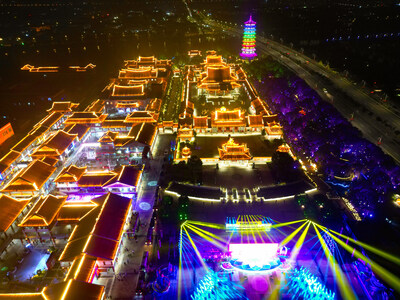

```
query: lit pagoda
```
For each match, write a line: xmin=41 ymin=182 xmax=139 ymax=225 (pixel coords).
xmin=240 ymin=15 xmax=257 ymax=59
xmin=218 ymin=138 xmax=252 ymax=161
xmin=181 ymin=146 xmax=192 ymax=159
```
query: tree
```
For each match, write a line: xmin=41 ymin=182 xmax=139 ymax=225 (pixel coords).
xmin=187 ymin=155 xmax=203 ymax=184
xmin=270 ymin=151 xmax=296 ymax=182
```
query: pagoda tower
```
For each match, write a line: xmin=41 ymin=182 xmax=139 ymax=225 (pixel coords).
xmin=240 ymin=15 xmax=257 ymax=59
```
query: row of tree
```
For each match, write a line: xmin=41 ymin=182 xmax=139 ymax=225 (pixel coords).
xmin=248 ymin=57 xmax=400 ymax=218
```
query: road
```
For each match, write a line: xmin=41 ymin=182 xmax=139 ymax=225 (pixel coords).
xmin=198 ymin=15 xmax=400 ymax=163
xmin=107 ymin=134 xmax=174 ymax=299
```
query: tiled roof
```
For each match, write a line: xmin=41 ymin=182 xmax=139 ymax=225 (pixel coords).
xmin=59 ymin=193 xmax=131 ymax=261
xmin=193 ymin=116 xmax=208 ymax=128
xmin=19 ymin=195 xmax=67 ymax=227
xmin=112 ymin=85 xmax=144 ymax=97
xmin=2 ymin=160 xmax=56 ymax=192
xmin=54 ymin=165 xmax=87 ymax=183
xmin=0 ymin=150 xmax=20 ymax=173
xmin=0 ymin=195 xmax=30 ymax=232
xmin=247 ymin=114 xmax=264 ymax=127
xmin=128 ymin=123 xmax=157 ymax=146
xmin=103 ymin=165 xmax=142 ymax=188
xmin=77 ymin=172 xmax=117 ymax=187
xmin=31 ymin=130 xmax=77 ymax=158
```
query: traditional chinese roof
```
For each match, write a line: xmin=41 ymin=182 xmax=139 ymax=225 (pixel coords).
xmin=128 ymin=123 xmax=157 ymax=146
xmin=40 ymin=156 xmax=58 ymax=166
xmin=54 ymin=165 xmax=87 ymax=183
xmin=57 ymin=200 xmax=98 ymax=222
xmin=218 ymin=138 xmax=252 ymax=161
xmin=114 ymin=137 xmax=136 ymax=147
xmin=42 ymin=279 xmax=104 ymax=300
xmin=31 ymin=130 xmax=77 ymax=158
xmin=138 ymin=56 xmax=156 ymax=64
xmin=0 ymin=195 xmax=30 ymax=232
xmin=28 ymin=124 xmax=49 ymax=137
xmin=181 ymin=146 xmax=192 ymax=158
xmin=98 ymin=131 xmax=119 ymax=143
xmin=36 ymin=112 xmax=64 ymax=129
xmin=247 ymin=114 xmax=264 ymax=127
xmin=178 ymin=117 xmax=193 ymax=128
xmin=211 ymin=108 xmax=245 ymax=127
xmin=116 ymin=102 xmax=140 ymax=108
xmin=146 ymin=98 xmax=162 ymax=112
xmin=128 ymin=79 xmax=148 ymax=85
xmin=204 ymin=55 xmax=224 ymax=66
xmin=277 ymin=144 xmax=291 ymax=153
xmin=77 ymin=172 xmax=118 ymax=187
xmin=112 ymin=85 xmax=145 ymax=97
xmin=19 ymin=195 xmax=67 ymax=227
xmin=119 ymin=67 xmax=157 ymax=79
xmin=59 ymin=193 xmax=131 ymax=261
xmin=177 ymin=127 xmax=193 ymax=139
xmin=47 ymin=102 xmax=79 ymax=113
xmin=193 ymin=116 xmax=209 ymax=129
xmin=84 ymin=100 xmax=105 ymax=113
xmin=69 ymin=63 xmax=96 ymax=72
xmin=103 ymin=165 xmax=142 ymax=188
xmin=64 ymin=112 xmax=107 ymax=124
xmin=251 ymin=98 xmax=269 ymax=115
xmin=179 ymin=101 xmax=194 ymax=117
xmin=64 ymin=123 xmax=90 ymax=141
xmin=262 ymin=114 xmax=279 ymax=125
xmin=188 ymin=50 xmax=202 ymax=57
xmin=2 ymin=160 xmax=56 ymax=192
xmin=11 ymin=135 xmax=37 ymax=153
xmin=0 ymin=150 xmax=20 ymax=174
xmin=0 ymin=278 xmax=103 ymax=300
xmin=125 ymin=111 xmax=158 ymax=123
xmin=198 ymin=65 xmax=240 ymax=91
xmin=65 ymin=254 xmax=97 ymax=282
xmin=101 ymin=118 xmax=127 ymax=128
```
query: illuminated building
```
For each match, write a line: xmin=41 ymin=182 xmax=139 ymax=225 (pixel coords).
xmin=68 ymin=63 xmax=96 ymax=72
xmin=218 ymin=137 xmax=252 ymax=161
xmin=177 ymin=126 xmax=194 ymax=142
xmin=112 ymin=84 xmax=145 ymax=97
xmin=19 ymin=194 xmax=67 ymax=245
xmin=124 ymin=111 xmax=159 ymax=123
xmin=265 ymin=121 xmax=283 ymax=138
xmin=247 ymin=114 xmax=264 ymax=132
xmin=1 ymin=159 xmax=57 ymax=196
xmin=145 ymin=98 xmax=162 ymax=112
xmin=0 ymin=150 xmax=20 ymax=182
xmin=55 ymin=165 xmax=142 ymax=197
xmin=211 ymin=107 xmax=246 ymax=133
xmin=0 ymin=195 xmax=30 ymax=234
xmin=30 ymin=130 xmax=78 ymax=161
xmin=47 ymin=101 xmax=79 ymax=114
xmin=193 ymin=116 xmax=209 ymax=133
xmin=64 ymin=112 xmax=107 ymax=125
xmin=188 ymin=50 xmax=202 ymax=57
xmin=59 ymin=193 xmax=132 ymax=277
xmin=197 ymin=55 xmax=241 ymax=97
xmin=181 ymin=146 xmax=192 ymax=160
xmin=20 ymin=64 xmax=59 ymax=72
xmin=240 ymin=15 xmax=257 ymax=59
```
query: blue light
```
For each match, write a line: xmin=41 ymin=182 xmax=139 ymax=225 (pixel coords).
xmin=191 ymin=271 xmax=247 ymax=300
xmin=284 ymin=267 xmax=335 ymax=300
